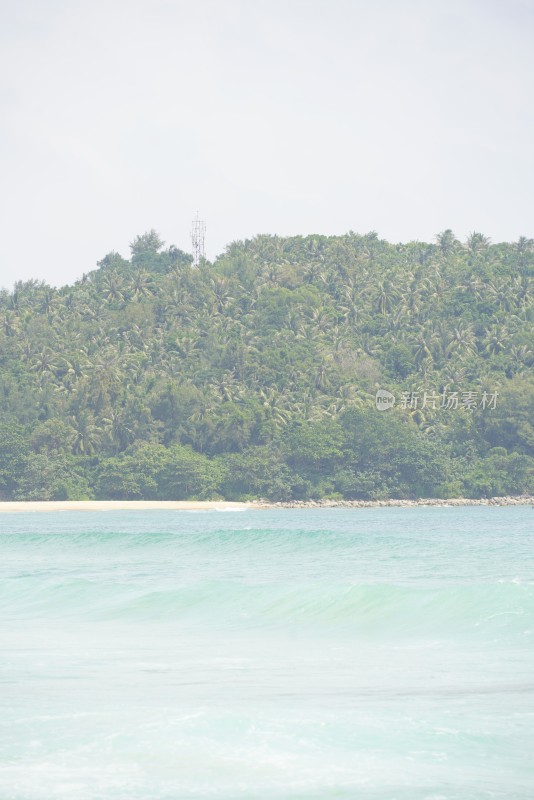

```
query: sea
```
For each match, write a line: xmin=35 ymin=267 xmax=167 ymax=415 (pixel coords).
xmin=1 ymin=507 xmax=533 ymax=799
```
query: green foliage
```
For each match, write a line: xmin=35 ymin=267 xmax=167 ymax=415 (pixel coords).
xmin=158 ymin=444 xmax=222 ymax=499
xmin=340 ymin=408 xmax=452 ymax=498
xmin=0 ymin=229 xmax=533 ymax=499
xmin=0 ymin=423 xmax=30 ymax=496
xmin=14 ymin=454 xmax=94 ymax=500
xmin=481 ymin=378 xmax=534 ymax=455
xmin=284 ymin=420 xmax=345 ymax=482
xmin=461 ymin=449 xmax=534 ymax=498
xmin=216 ymin=446 xmax=295 ymax=501
xmin=96 ymin=443 xmax=167 ymax=499
xmin=30 ymin=419 xmax=77 ymax=455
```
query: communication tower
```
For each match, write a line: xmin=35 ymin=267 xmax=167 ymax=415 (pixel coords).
xmin=191 ymin=213 xmax=206 ymax=267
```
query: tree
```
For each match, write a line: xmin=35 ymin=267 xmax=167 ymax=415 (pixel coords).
xmin=96 ymin=442 xmax=168 ymax=499
xmin=15 ymin=453 xmax=94 ymax=501
xmin=0 ymin=423 xmax=29 ymax=497
xmin=340 ymin=407 xmax=451 ymax=498
xmin=30 ymin=419 xmax=77 ymax=455
xmin=481 ymin=378 xmax=534 ymax=455
xmin=158 ymin=444 xmax=222 ymax=499
xmin=284 ymin=420 xmax=345 ymax=479
xmin=466 ymin=231 xmax=491 ymax=257
xmin=130 ymin=230 xmax=165 ymax=259
xmin=217 ymin=445 xmax=294 ymax=500
xmin=436 ymin=229 xmax=458 ymax=256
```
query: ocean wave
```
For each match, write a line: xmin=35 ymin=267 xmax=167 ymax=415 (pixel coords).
xmin=2 ymin=577 xmax=532 ymax=637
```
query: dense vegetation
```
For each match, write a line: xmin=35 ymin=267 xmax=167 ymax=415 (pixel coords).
xmin=1 ymin=229 xmax=533 ymax=501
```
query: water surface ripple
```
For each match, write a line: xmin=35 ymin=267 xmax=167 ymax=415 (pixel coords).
xmin=1 ymin=507 xmax=533 ymax=799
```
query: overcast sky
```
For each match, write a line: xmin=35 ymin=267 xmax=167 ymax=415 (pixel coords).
xmin=1 ymin=0 xmax=533 ymax=288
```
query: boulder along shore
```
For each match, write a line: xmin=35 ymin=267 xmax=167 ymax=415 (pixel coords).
xmin=254 ymin=496 xmax=534 ymax=508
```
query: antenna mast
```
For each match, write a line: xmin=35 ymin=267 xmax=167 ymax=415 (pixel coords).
xmin=191 ymin=212 xmax=206 ymax=267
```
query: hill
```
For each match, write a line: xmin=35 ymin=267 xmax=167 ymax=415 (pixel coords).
xmin=1 ymin=229 xmax=533 ymax=500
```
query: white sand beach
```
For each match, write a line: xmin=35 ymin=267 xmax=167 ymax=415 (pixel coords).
xmin=0 ymin=500 xmax=257 ymax=513
xmin=0 ymin=497 xmax=531 ymax=512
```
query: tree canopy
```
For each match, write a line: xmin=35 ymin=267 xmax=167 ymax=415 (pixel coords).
xmin=0 ymin=229 xmax=533 ymax=500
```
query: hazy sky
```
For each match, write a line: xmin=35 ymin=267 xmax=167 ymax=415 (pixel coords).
xmin=1 ymin=0 xmax=533 ymax=287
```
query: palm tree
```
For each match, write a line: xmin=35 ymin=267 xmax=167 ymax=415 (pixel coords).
xmin=339 ymin=284 xmax=362 ymax=327
xmin=466 ymin=232 xmax=491 ymax=257
xmin=463 ymin=274 xmax=484 ymax=301
xmin=512 ymin=276 xmax=532 ymax=313
xmin=446 ymin=324 xmax=477 ymax=358
xmin=303 ymin=262 xmax=321 ymax=284
xmin=71 ymin=413 xmax=102 ymax=455
xmin=0 ymin=311 xmax=20 ymax=337
xmin=435 ymin=229 xmax=457 ymax=256
xmin=314 ymin=363 xmax=330 ymax=391
xmin=325 ymin=383 xmax=366 ymax=416
xmin=261 ymin=262 xmax=282 ymax=287
xmin=413 ymin=333 xmax=435 ymax=369
xmin=375 ymin=281 xmax=398 ymax=315
xmin=86 ymin=348 xmax=125 ymax=409
xmin=101 ymin=274 xmax=126 ymax=305
xmin=487 ymin=281 xmax=514 ymax=313
xmin=30 ymin=348 xmax=60 ymax=383
xmin=292 ymin=389 xmax=324 ymax=421
xmin=57 ymin=352 xmax=89 ymax=392
xmin=483 ymin=325 xmax=509 ymax=356
xmin=209 ymin=372 xmax=241 ymax=403
xmin=209 ymin=277 xmax=233 ymax=313
xmin=284 ymin=308 xmax=302 ymax=334
xmin=404 ymin=273 xmax=427 ymax=317
xmin=441 ymin=367 xmax=468 ymax=389
xmin=258 ymin=388 xmax=291 ymax=428
xmin=102 ymin=408 xmax=134 ymax=453
xmin=129 ymin=270 xmax=154 ymax=301
xmin=508 ymin=344 xmax=533 ymax=374
xmin=309 ymin=305 xmax=334 ymax=333
xmin=514 ymin=236 xmax=534 ymax=254
xmin=296 ymin=323 xmax=322 ymax=343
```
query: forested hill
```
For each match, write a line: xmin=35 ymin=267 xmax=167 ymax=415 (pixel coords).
xmin=1 ymin=229 xmax=533 ymax=501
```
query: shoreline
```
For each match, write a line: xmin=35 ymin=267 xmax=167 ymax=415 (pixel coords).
xmin=255 ymin=495 xmax=534 ymax=508
xmin=0 ymin=496 xmax=532 ymax=512
xmin=0 ymin=500 xmax=255 ymax=513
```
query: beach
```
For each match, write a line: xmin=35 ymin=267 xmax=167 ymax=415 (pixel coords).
xmin=0 ymin=496 xmax=532 ymax=512
xmin=0 ymin=500 xmax=255 ymax=513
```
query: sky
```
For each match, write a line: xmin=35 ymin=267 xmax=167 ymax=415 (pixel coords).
xmin=1 ymin=0 xmax=533 ymax=288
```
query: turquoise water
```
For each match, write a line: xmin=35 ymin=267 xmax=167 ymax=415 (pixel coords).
xmin=1 ymin=507 xmax=533 ymax=799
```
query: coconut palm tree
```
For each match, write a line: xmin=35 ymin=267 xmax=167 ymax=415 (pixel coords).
xmin=258 ymin=388 xmax=291 ymax=428
xmin=30 ymin=348 xmax=61 ymax=383
xmin=101 ymin=274 xmax=126 ymax=305
xmin=487 ymin=281 xmax=514 ymax=313
xmin=512 ymin=276 xmax=532 ymax=313
xmin=435 ymin=229 xmax=458 ymax=256
xmin=375 ymin=281 xmax=398 ymax=315
xmin=514 ymin=236 xmax=534 ymax=254
xmin=483 ymin=326 xmax=509 ymax=356
xmin=413 ymin=334 xmax=435 ymax=369
xmin=71 ymin=413 xmax=102 ymax=455
xmin=0 ymin=311 xmax=20 ymax=337
xmin=446 ymin=324 xmax=477 ymax=358
xmin=102 ymin=408 xmax=135 ymax=453
xmin=209 ymin=277 xmax=234 ymax=314
xmin=129 ymin=270 xmax=154 ymax=301
xmin=466 ymin=232 xmax=491 ymax=257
